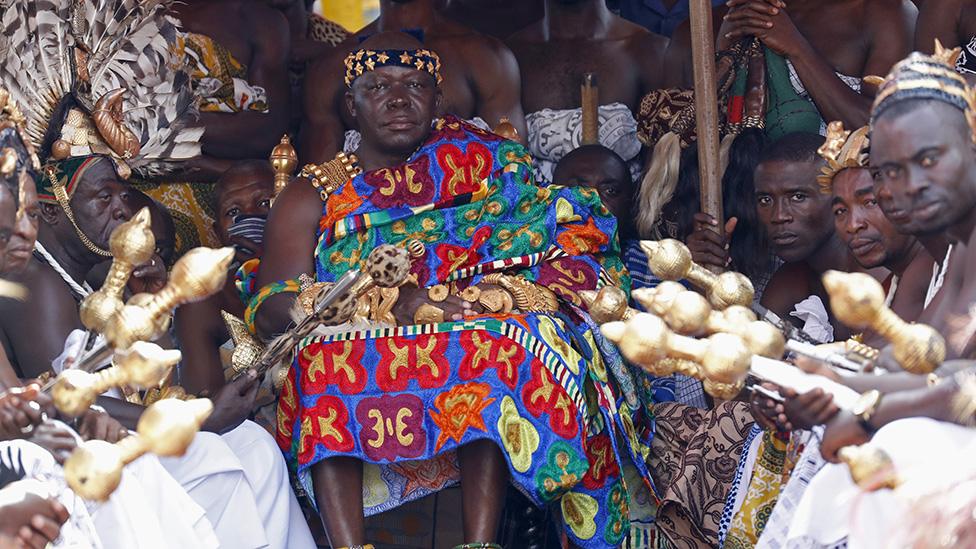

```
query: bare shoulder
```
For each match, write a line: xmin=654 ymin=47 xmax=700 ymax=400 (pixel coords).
xmin=506 ymin=19 xmax=546 ymax=44
xmin=240 ymin=1 xmax=290 ymax=39
xmin=862 ymin=0 xmax=917 ymax=26
xmin=760 ymin=262 xmax=814 ymax=317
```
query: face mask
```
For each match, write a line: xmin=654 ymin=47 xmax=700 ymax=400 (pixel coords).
xmin=228 ymin=214 xmax=267 ymax=245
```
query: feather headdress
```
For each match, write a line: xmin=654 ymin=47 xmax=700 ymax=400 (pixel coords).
xmin=0 ymin=0 xmax=202 ymax=178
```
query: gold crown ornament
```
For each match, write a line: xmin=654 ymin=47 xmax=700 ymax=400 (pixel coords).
xmin=816 ymin=121 xmax=870 ymax=194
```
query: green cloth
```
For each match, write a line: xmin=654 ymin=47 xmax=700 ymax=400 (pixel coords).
xmin=763 ymin=48 xmax=823 ymax=141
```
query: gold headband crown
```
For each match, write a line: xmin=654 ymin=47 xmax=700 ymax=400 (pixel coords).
xmin=343 ymin=48 xmax=443 ymax=88
xmin=817 ymin=121 xmax=870 ymax=194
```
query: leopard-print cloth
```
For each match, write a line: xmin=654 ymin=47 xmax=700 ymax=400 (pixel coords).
xmin=308 ymin=13 xmax=348 ymax=46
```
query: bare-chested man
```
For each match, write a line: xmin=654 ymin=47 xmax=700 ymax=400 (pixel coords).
xmin=507 ymin=0 xmax=668 ymax=184
xmin=666 ymin=0 xmax=917 ymax=128
xmin=823 ymin=126 xmax=942 ymax=330
xmin=172 ymin=0 xmax=292 ymax=178
xmin=916 ymin=0 xmax=976 ymax=82
xmin=300 ymin=0 xmax=525 ymax=163
xmin=440 ymin=0 xmax=544 ymax=39
xmin=756 ymin=133 xmax=863 ymax=342
xmin=870 ymin=49 xmax=976 ymax=359
xmin=177 ymin=161 xmax=274 ymax=397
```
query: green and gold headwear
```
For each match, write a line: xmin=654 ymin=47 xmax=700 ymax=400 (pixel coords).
xmin=816 ymin=121 xmax=870 ymax=194
xmin=870 ymin=40 xmax=976 ymax=139
xmin=36 ymin=155 xmax=116 ymax=257
xmin=343 ymin=48 xmax=442 ymax=88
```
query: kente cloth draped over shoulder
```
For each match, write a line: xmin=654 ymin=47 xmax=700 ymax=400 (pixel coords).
xmin=276 ymin=116 xmax=654 ymax=548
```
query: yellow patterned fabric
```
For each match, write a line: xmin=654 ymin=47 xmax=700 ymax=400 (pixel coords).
xmin=307 ymin=13 xmax=349 ymax=46
xmin=132 ymin=179 xmax=220 ymax=256
xmin=180 ymin=32 xmax=269 ymax=113
xmin=723 ymin=431 xmax=789 ymax=549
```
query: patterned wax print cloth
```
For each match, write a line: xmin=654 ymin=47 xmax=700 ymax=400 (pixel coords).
xmin=136 ymin=32 xmax=270 ymax=256
xmin=276 ymin=116 xmax=656 ymax=548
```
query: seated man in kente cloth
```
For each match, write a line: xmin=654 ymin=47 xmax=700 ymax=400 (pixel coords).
xmin=252 ymin=31 xmax=651 ymax=549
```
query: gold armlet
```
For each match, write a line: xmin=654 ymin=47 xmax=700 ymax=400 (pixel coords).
xmin=298 ymin=152 xmax=361 ymax=201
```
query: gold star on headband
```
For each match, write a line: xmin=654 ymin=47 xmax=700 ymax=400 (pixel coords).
xmin=817 ymin=121 xmax=870 ymax=194
xmin=344 ymin=48 xmax=444 ymax=88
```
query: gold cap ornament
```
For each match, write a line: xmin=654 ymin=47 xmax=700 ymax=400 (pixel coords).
xmin=269 ymin=134 xmax=298 ymax=200
xmin=641 ymin=239 xmax=755 ymax=309
xmin=64 ymin=398 xmax=213 ymax=501
xmin=822 ymin=271 xmax=945 ymax=374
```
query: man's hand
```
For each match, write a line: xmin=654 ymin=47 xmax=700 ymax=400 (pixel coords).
xmin=128 ymin=254 xmax=168 ymax=296
xmin=749 ymin=382 xmax=784 ymax=431
xmin=782 ymin=387 xmax=839 ymax=431
xmin=78 ymin=407 xmax=128 ymax=443
xmin=0 ymin=481 xmax=69 ymax=549
xmin=685 ymin=214 xmax=736 ymax=271
xmin=202 ymin=369 xmax=260 ymax=435
xmin=720 ymin=0 xmax=808 ymax=58
xmin=392 ymin=286 xmax=483 ymax=326
xmin=26 ymin=423 xmax=77 ymax=465
xmin=0 ymin=387 xmax=47 ymax=441
xmin=820 ymin=410 xmax=871 ymax=463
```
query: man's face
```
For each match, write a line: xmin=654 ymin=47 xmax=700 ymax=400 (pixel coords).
xmin=0 ymin=186 xmax=15 ymax=274
xmin=5 ymin=176 xmax=39 ymax=274
xmin=68 ymin=159 xmax=133 ymax=250
xmin=871 ymin=101 xmax=976 ymax=237
xmin=349 ymin=66 xmax=439 ymax=157
xmin=831 ymin=167 xmax=915 ymax=269
xmin=553 ymin=151 xmax=635 ymax=237
xmin=215 ymin=172 xmax=273 ymax=261
xmin=755 ymin=159 xmax=835 ymax=262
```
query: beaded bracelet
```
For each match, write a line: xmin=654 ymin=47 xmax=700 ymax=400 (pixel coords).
xmin=244 ymin=278 xmax=301 ymax=334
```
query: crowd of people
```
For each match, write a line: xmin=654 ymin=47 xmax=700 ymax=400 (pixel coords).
xmin=0 ymin=0 xmax=974 ymax=547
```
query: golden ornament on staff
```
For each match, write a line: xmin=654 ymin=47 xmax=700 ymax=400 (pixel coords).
xmin=79 ymin=207 xmax=155 ymax=333
xmin=51 ymin=342 xmax=181 ymax=416
xmin=64 ymin=398 xmax=213 ymax=501
xmin=822 ymin=271 xmax=945 ymax=374
xmin=641 ymin=239 xmax=755 ymax=309
xmin=838 ymin=443 xmax=900 ymax=491
xmin=103 ymin=247 xmax=236 ymax=350
xmin=601 ymin=312 xmax=751 ymax=399
xmin=269 ymin=134 xmax=298 ymax=200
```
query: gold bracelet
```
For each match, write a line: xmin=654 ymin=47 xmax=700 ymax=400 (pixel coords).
xmin=482 ymin=273 xmax=559 ymax=313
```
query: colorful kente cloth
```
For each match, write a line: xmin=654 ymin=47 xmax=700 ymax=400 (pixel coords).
xmin=276 ymin=116 xmax=653 ymax=548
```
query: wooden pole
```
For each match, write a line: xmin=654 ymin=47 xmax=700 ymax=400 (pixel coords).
xmin=581 ymin=73 xmax=599 ymax=145
xmin=688 ymin=0 xmax=723 ymax=228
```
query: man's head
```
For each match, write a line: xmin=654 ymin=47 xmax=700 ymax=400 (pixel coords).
xmin=870 ymin=46 xmax=976 ymax=238
xmin=4 ymin=175 xmax=38 ymax=275
xmin=344 ymin=32 xmax=442 ymax=160
xmin=831 ymin=166 xmax=916 ymax=269
xmin=214 ymin=160 xmax=274 ymax=262
xmin=0 ymin=185 xmax=16 ymax=274
xmin=755 ymin=132 xmax=834 ymax=263
xmin=553 ymin=145 xmax=636 ymax=238
xmin=37 ymin=155 xmax=133 ymax=260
